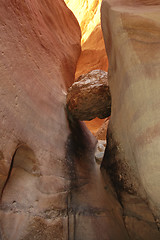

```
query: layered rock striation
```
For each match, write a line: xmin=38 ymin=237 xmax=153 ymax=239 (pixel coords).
xmin=101 ymin=0 xmax=160 ymax=238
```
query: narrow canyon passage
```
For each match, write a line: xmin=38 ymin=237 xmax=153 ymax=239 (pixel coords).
xmin=64 ymin=119 xmax=129 ymax=239
xmin=0 ymin=0 xmax=160 ymax=240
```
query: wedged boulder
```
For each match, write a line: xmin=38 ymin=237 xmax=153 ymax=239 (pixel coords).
xmin=66 ymin=70 xmax=111 ymax=121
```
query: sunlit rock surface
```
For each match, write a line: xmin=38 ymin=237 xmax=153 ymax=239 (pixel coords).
xmin=75 ymin=24 xmax=108 ymax=78
xmin=65 ymin=0 xmax=108 ymax=135
xmin=65 ymin=0 xmax=102 ymax=44
xmin=64 ymin=0 xmax=108 ymax=76
xmin=67 ymin=70 xmax=111 ymax=121
xmin=101 ymin=0 xmax=160 ymax=238
xmin=0 ymin=0 xmax=129 ymax=239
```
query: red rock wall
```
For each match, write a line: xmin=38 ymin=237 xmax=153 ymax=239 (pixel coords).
xmin=0 ymin=0 xmax=81 ymax=238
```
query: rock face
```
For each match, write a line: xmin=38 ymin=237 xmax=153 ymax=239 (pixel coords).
xmin=0 ymin=1 xmax=130 ymax=239
xmin=84 ymin=117 xmax=107 ymax=136
xmin=64 ymin=0 xmax=108 ymax=83
xmin=75 ymin=24 xmax=108 ymax=78
xmin=0 ymin=0 xmax=81 ymax=239
xmin=65 ymin=0 xmax=103 ymax=44
xmin=95 ymin=118 xmax=109 ymax=140
xmin=101 ymin=0 xmax=160 ymax=238
xmin=67 ymin=70 xmax=111 ymax=121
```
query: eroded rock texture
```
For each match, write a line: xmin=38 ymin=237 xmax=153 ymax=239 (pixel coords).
xmin=67 ymin=70 xmax=111 ymax=121
xmin=101 ymin=0 xmax=160 ymax=238
xmin=0 ymin=0 xmax=129 ymax=239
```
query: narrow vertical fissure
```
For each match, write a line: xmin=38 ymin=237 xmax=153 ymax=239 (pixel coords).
xmin=0 ymin=149 xmax=17 ymax=200
xmin=65 ymin=130 xmax=77 ymax=240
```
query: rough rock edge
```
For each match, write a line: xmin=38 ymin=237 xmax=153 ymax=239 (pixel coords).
xmin=66 ymin=70 xmax=111 ymax=121
xmin=101 ymin=125 xmax=160 ymax=235
xmin=102 ymin=125 xmax=140 ymax=197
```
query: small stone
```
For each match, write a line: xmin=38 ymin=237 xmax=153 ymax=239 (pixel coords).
xmin=98 ymin=143 xmax=105 ymax=152
xmin=95 ymin=151 xmax=104 ymax=164
xmin=95 ymin=140 xmax=106 ymax=164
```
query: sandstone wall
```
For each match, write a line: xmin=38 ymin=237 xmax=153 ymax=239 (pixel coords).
xmin=0 ymin=0 xmax=81 ymax=238
xmin=101 ymin=0 xmax=160 ymax=228
xmin=75 ymin=24 xmax=108 ymax=78
xmin=65 ymin=0 xmax=102 ymax=44
xmin=64 ymin=0 xmax=108 ymax=77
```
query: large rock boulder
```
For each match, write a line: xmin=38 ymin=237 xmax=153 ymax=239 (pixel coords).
xmin=101 ymin=0 xmax=160 ymax=238
xmin=66 ymin=70 xmax=111 ymax=121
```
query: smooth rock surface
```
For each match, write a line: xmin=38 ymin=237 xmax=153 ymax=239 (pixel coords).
xmin=0 ymin=0 xmax=81 ymax=239
xmin=101 ymin=0 xmax=160 ymax=238
xmin=67 ymin=70 xmax=111 ymax=121
xmin=65 ymin=0 xmax=103 ymax=44
xmin=75 ymin=24 xmax=108 ymax=78
xmin=65 ymin=0 xmax=108 ymax=83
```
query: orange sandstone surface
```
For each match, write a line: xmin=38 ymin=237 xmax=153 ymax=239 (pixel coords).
xmin=65 ymin=0 xmax=102 ymax=45
xmin=65 ymin=0 xmax=108 ymax=76
xmin=65 ymin=0 xmax=109 ymax=135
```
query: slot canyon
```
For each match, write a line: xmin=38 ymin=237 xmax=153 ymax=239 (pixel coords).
xmin=0 ymin=0 xmax=160 ymax=239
